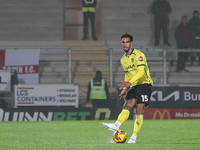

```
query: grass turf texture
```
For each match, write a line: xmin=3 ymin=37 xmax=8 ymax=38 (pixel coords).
xmin=0 ymin=120 xmax=199 ymax=150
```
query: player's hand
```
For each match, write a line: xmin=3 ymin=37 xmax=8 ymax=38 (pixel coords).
xmin=119 ymin=89 xmax=127 ymax=101
xmin=118 ymin=81 xmax=131 ymax=90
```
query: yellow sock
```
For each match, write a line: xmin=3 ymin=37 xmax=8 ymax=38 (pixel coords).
xmin=133 ymin=115 xmax=143 ymax=136
xmin=116 ymin=109 xmax=130 ymax=124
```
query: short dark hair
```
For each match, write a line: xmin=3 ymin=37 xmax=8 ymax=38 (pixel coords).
xmin=121 ymin=33 xmax=133 ymax=41
xmin=182 ymin=15 xmax=187 ymax=20
xmin=193 ymin=10 xmax=199 ymax=15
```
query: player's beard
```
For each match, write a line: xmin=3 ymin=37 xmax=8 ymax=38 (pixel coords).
xmin=124 ymin=47 xmax=131 ymax=53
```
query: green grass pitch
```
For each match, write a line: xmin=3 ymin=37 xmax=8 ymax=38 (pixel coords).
xmin=0 ymin=120 xmax=199 ymax=150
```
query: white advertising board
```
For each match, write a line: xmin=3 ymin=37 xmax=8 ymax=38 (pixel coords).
xmin=14 ymin=84 xmax=79 ymax=107
xmin=0 ymin=49 xmax=40 ymax=85
xmin=0 ymin=70 xmax=11 ymax=91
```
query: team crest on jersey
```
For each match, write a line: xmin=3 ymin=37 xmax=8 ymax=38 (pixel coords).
xmin=138 ymin=56 xmax=143 ymax=61
xmin=131 ymin=58 xmax=134 ymax=62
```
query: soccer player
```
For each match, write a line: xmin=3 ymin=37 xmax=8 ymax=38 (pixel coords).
xmin=102 ymin=33 xmax=153 ymax=143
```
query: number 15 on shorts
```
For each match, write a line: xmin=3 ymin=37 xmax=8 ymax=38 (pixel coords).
xmin=141 ymin=95 xmax=148 ymax=102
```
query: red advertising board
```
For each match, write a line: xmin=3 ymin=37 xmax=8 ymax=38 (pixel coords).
xmin=144 ymin=108 xmax=200 ymax=120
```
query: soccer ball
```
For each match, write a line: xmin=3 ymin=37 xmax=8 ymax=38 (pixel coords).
xmin=113 ymin=130 xmax=127 ymax=143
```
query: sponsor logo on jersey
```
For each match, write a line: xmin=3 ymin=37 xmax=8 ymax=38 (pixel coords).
xmin=138 ymin=56 xmax=143 ymax=61
xmin=125 ymin=64 xmax=135 ymax=70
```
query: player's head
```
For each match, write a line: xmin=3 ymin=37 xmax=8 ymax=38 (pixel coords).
xmin=121 ymin=33 xmax=133 ymax=53
xmin=121 ymin=33 xmax=133 ymax=42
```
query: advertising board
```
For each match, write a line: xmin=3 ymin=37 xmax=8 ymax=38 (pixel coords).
xmin=14 ymin=84 xmax=79 ymax=107
xmin=144 ymin=108 xmax=200 ymax=120
xmin=150 ymin=86 xmax=200 ymax=108
xmin=0 ymin=49 xmax=40 ymax=85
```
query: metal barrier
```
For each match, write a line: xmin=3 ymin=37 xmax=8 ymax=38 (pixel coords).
xmin=39 ymin=48 xmax=72 ymax=84
xmin=68 ymin=49 xmax=72 ymax=84
xmin=39 ymin=47 xmax=200 ymax=87
xmin=109 ymin=48 xmax=200 ymax=87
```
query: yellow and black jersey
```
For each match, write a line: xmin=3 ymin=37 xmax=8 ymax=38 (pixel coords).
xmin=120 ymin=48 xmax=153 ymax=87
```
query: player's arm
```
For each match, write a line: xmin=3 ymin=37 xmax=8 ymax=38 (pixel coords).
xmin=119 ymin=58 xmax=131 ymax=100
xmin=119 ymin=65 xmax=145 ymax=89
xmin=124 ymin=71 xmax=130 ymax=82
xmin=121 ymin=71 xmax=130 ymax=89
xmin=118 ymin=71 xmax=129 ymax=100
xmin=129 ymin=65 xmax=145 ymax=84
xmin=120 ymin=62 xmax=130 ymax=88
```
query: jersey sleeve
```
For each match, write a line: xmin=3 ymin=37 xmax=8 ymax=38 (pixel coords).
xmin=124 ymin=71 xmax=130 ymax=81
xmin=136 ymin=52 xmax=146 ymax=67
xmin=129 ymin=65 xmax=145 ymax=84
xmin=129 ymin=51 xmax=146 ymax=84
xmin=121 ymin=60 xmax=131 ymax=82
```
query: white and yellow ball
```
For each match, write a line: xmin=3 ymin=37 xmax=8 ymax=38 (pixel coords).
xmin=113 ymin=130 xmax=127 ymax=143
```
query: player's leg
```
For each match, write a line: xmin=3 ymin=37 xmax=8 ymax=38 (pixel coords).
xmin=113 ymin=98 xmax=136 ymax=129
xmin=102 ymin=98 xmax=136 ymax=132
xmin=133 ymin=104 xmax=145 ymax=135
xmin=127 ymin=84 xmax=152 ymax=143
xmin=127 ymin=104 xmax=145 ymax=143
xmin=115 ymin=98 xmax=136 ymax=126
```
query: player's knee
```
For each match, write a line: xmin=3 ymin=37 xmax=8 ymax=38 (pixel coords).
xmin=123 ymin=100 xmax=135 ymax=110
xmin=123 ymin=105 xmax=132 ymax=110
xmin=136 ymin=105 xmax=144 ymax=115
xmin=123 ymin=103 xmax=133 ymax=110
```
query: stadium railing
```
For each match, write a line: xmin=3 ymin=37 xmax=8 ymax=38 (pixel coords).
xmin=108 ymin=48 xmax=200 ymax=88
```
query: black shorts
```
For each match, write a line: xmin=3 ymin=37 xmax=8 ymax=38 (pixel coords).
xmin=125 ymin=84 xmax=152 ymax=108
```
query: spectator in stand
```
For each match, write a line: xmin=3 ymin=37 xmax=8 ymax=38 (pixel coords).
xmin=189 ymin=10 xmax=200 ymax=66
xmin=151 ymin=0 xmax=172 ymax=46
xmin=174 ymin=16 xmax=192 ymax=72
xmin=86 ymin=70 xmax=110 ymax=108
xmin=82 ymin=0 xmax=97 ymax=40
